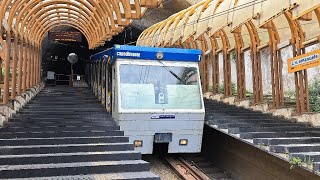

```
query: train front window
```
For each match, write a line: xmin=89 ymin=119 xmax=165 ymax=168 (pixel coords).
xmin=119 ymin=63 xmax=202 ymax=110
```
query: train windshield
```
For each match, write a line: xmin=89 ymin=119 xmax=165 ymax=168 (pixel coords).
xmin=119 ymin=63 xmax=202 ymax=110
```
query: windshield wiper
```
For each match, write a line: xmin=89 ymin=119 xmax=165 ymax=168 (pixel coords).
xmin=157 ymin=60 xmax=186 ymax=84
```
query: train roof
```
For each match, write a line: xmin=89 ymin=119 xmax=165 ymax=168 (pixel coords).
xmin=90 ymin=45 xmax=202 ymax=63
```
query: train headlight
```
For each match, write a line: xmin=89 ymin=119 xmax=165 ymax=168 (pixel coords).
xmin=134 ymin=140 xmax=143 ymax=147
xmin=179 ymin=139 xmax=188 ymax=146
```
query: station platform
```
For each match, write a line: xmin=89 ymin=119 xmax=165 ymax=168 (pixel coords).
xmin=204 ymin=99 xmax=320 ymax=175
xmin=0 ymin=87 xmax=159 ymax=180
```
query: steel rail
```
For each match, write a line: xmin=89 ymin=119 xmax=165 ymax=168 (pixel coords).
xmin=165 ymin=156 xmax=211 ymax=180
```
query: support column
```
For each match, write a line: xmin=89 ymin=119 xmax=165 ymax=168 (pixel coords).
xmin=220 ymin=30 xmax=232 ymax=97
xmin=22 ymin=39 xmax=27 ymax=93
xmin=11 ymin=34 xmax=18 ymax=99
xmin=293 ymin=44 xmax=310 ymax=114
xmin=284 ymin=11 xmax=310 ymax=114
xmin=0 ymin=61 xmax=3 ymax=98
xmin=210 ymin=36 xmax=219 ymax=94
xmin=33 ymin=46 xmax=37 ymax=86
xmin=199 ymin=36 xmax=210 ymax=92
xmin=38 ymin=48 xmax=41 ymax=83
xmin=26 ymin=43 xmax=31 ymax=89
xmin=263 ymin=21 xmax=284 ymax=109
xmin=30 ymin=45 xmax=34 ymax=87
xmin=233 ymin=28 xmax=246 ymax=100
xmin=245 ymin=21 xmax=263 ymax=104
xmin=17 ymin=37 xmax=23 ymax=95
xmin=30 ymin=46 xmax=34 ymax=87
xmin=34 ymin=47 xmax=37 ymax=85
xmin=3 ymin=31 xmax=11 ymax=104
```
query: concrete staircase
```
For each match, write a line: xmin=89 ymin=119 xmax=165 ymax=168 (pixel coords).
xmin=205 ymin=99 xmax=320 ymax=173
xmin=0 ymin=87 xmax=159 ymax=179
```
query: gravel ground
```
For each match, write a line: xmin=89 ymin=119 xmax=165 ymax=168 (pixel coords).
xmin=143 ymin=155 xmax=181 ymax=180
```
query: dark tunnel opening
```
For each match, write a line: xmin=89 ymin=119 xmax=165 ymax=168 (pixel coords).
xmin=41 ymin=26 xmax=142 ymax=85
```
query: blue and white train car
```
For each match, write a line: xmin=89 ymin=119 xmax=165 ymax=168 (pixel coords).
xmin=90 ymin=45 xmax=205 ymax=154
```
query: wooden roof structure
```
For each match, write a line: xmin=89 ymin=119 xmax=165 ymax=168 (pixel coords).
xmin=138 ymin=0 xmax=320 ymax=115
xmin=0 ymin=0 xmax=162 ymax=104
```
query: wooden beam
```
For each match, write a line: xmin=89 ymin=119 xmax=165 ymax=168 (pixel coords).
xmin=3 ymin=31 xmax=11 ymax=104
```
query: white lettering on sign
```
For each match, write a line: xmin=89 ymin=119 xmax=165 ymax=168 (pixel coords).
xmin=117 ymin=51 xmax=141 ymax=58
xmin=151 ymin=114 xmax=176 ymax=119
xmin=291 ymin=54 xmax=319 ymax=67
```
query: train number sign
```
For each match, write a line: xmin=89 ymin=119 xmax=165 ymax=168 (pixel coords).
xmin=288 ymin=49 xmax=320 ymax=73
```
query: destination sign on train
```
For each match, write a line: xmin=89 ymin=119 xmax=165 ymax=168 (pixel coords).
xmin=287 ymin=49 xmax=320 ymax=73
xmin=48 ymin=31 xmax=82 ymax=42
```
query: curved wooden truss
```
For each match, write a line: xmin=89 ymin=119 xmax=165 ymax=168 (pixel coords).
xmin=138 ymin=0 xmax=320 ymax=115
xmin=0 ymin=0 xmax=162 ymax=105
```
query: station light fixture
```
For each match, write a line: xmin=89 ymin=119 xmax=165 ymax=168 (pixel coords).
xmin=134 ymin=140 xmax=143 ymax=147
xmin=179 ymin=139 xmax=188 ymax=146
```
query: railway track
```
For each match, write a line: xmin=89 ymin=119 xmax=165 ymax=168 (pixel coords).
xmin=165 ymin=156 xmax=211 ymax=180
xmin=165 ymin=155 xmax=235 ymax=180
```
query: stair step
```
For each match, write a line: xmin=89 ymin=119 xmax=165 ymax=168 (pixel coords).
xmin=21 ymin=108 xmax=106 ymax=112
xmin=208 ymin=119 xmax=281 ymax=124
xmin=270 ymin=143 xmax=320 ymax=153
xmin=8 ymin=118 xmax=113 ymax=123
xmin=0 ymin=136 xmax=128 ymax=146
xmin=0 ymin=160 xmax=150 ymax=179
xmin=15 ymin=114 xmax=110 ymax=118
xmin=253 ymin=137 xmax=320 ymax=146
xmin=0 ymin=143 xmax=134 ymax=155
xmin=24 ymin=105 xmax=103 ymax=108
xmin=228 ymin=126 xmax=317 ymax=134
xmin=0 ymin=126 xmax=119 ymax=132
xmin=0 ymin=131 xmax=124 ymax=139
xmin=0 ymin=86 xmax=158 ymax=179
xmin=0 ymin=151 xmax=141 ymax=165
xmin=239 ymin=132 xmax=320 ymax=139
xmin=289 ymin=152 xmax=320 ymax=163
xmin=17 ymin=111 xmax=109 ymax=115
xmin=5 ymin=121 xmax=114 ymax=127
xmin=218 ymin=123 xmax=309 ymax=129
xmin=8 ymin=171 xmax=160 ymax=180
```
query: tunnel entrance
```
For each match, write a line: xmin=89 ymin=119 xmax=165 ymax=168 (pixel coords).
xmin=41 ymin=27 xmax=90 ymax=86
xmin=41 ymin=26 xmax=142 ymax=87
